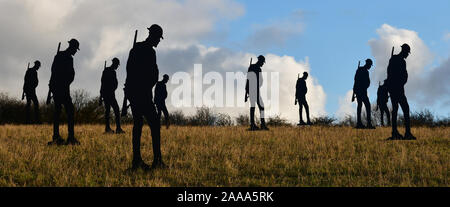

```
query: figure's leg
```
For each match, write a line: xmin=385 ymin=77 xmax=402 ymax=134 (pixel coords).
xmin=64 ymin=98 xmax=78 ymax=144
xmin=111 ymin=96 xmax=123 ymax=132
xmin=356 ymin=97 xmax=363 ymax=127
xmin=363 ymin=96 xmax=373 ymax=128
xmin=53 ymin=102 xmax=62 ymax=137
xmin=299 ymin=103 xmax=304 ymax=124
xmin=380 ymin=108 xmax=385 ymax=126
xmin=258 ymin=98 xmax=268 ymax=130
xmin=385 ymin=106 xmax=391 ymax=126
xmin=389 ymin=96 xmax=402 ymax=139
xmin=31 ymin=94 xmax=41 ymax=124
xmin=144 ymin=104 xmax=166 ymax=168
xmin=25 ymin=96 xmax=31 ymax=124
xmin=303 ymin=99 xmax=311 ymax=124
xmin=131 ymin=105 xmax=145 ymax=166
xmin=104 ymin=100 xmax=112 ymax=132
xmin=399 ymin=95 xmax=415 ymax=139
xmin=161 ymin=103 xmax=169 ymax=129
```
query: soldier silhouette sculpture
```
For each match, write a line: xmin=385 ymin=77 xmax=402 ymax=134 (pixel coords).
xmin=23 ymin=61 xmax=41 ymax=124
xmin=353 ymin=59 xmax=375 ymax=129
xmin=376 ymin=80 xmax=390 ymax=126
xmin=100 ymin=58 xmax=125 ymax=134
xmin=47 ymin=39 xmax=80 ymax=145
xmin=295 ymin=72 xmax=312 ymax=125
xmin=245 ymin=55 xmax=269 ymax=131
xmin=386 ymin=44 xmax=416 ymax=140
xmin=155 ymin=74 xmax=170 ymax=129
xmin=124 ymin=24 xmax=167 ymax=171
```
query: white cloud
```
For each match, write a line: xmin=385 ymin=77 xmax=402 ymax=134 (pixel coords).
xmin=444 ymin=32 xmax=450 ymax=41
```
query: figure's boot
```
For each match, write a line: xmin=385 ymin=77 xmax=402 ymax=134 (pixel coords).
xmin=387 ymin=130 xmax=404 ymax=140
xmin=248 ymin=107 xmax=259 ymax=131
xmin=260 ymin=118 xmax=269 ymax=130
xmin=115 ymin=116 xmax=125 ymax=134
xmin=105 ymin=119 xmax=114 ymax=133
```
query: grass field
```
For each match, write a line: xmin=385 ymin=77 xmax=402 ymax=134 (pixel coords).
xmin=0 ymin=124 xmax=448 ymax=187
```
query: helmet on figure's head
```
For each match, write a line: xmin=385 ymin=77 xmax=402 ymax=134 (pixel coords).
xmin=68 ymin=38 xmax=80 ymax=51
xmin=401 ymin=43 xmax=411 ymax=54
xmin=257 ymin=55 xmax=265 ymax=63
xmin=112 ymin=57 xmax=120 ymax=65
xmin=148 ymin=24 xmax=164 ymax=39
xmin=163 ymin=74 xmax=169 ymax=80
xmin=34 ymin=60 xmax=41 ymax=67
xmin=365 ymin=58 xmax=373 ymax=66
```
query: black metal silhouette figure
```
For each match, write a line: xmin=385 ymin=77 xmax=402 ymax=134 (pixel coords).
xmin=23 ymin=61 xmax=41 ymax=124
xmin=295 ymin=72 xmax=311 ymax=125
xmin=353 ymin=59 xmax=375 ymax=129
xmin=155 ymin=74 xmax=170 ymax=129
xmin=376 ymin=80 xmax=390 ymax=126
xmin=245 ymin=55 xmax=269 ymax=131
xmin=124 ymin=24 xmax=167 ymax=171
xmin=386 ymin=44 xmax=416 ymax=140
xmin=47 ymin=39 xmax=80 ymax=146
xmin=100 ymin=58 xmax=125 ymax=134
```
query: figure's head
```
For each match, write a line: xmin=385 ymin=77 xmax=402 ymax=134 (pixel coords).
xmin=67 ymin=38 xmax=80 ymax=56
xmin=147 ymin=24 xmax=164 ymax=47
xmin=400 ymin=43 xmax=411 ymax=59
xmin=111 ymin=57 xmax=120 ymax=69
xmin=33 ymin=60 xmax=41 ymax=70
xmin=302 ymin=71 xmax=308 ymax=79
xmin=162 ymin=74 xmax=169 ymax=83
xmin=257 ymin=55 xmax=265 ymax=67
xmin=365 ymin=58 xmax=373 ymax=69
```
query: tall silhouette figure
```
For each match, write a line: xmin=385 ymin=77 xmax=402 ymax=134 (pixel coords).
xmin=100 ymin=58 xmax=125 ymax=134
xmin=155 ymin=74 xmax=170 ymax=129
xmin=376 ymin=80 xmax=390 ymax=126
xmin=125 ymin=24 xmax=166 ymax=171
xmin=353 ymin=59 xmax=375 ymax=129
xmin=23 ymin=60 xmax=41 ymax=124
xmin=245 ymin=55 xmax=269 ymax=131
xmin=47 ymin=39 xmax=80 ymax=146
xmin=386 ymin=44 xmax=416 ymax=140
xmin=295 ymin=72 xmax=311 ymax=125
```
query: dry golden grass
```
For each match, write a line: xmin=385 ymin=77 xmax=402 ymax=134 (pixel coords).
xmin=0 ymin=124 xmax=448 ymax=187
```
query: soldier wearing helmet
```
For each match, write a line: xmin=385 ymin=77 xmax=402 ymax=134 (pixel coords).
xmin=124 ymin=24 xmax=167 ymax=170
xmin=245 ymin=55 xmax=269 ymax=131
xmin=353 ymin=58 xmax=375 ymax=129
xmin=386 ymin=43 xmax=416 ymax=140
xmin=154 ymin=74 xmax=170 ymax=129
xmin=100 ymin=57 xmax=125 ymax=134
xmin=48 ymin=38 xmax=80 ymax=146
xmin=23 ymin=60 xmax=41 ymax=124
xmin=295 ymin=71 xmax=311 ymax=125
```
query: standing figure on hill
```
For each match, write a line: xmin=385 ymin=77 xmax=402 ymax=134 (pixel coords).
xmin=155 ymin=74 xmax=170 ymax=129
xmin=100 ymin=58 xmax=125 ymax=134
xmin=245 ymin=55 xmax=269 ymax=131
xmin=23 ymin=60 xmax=41 ymax=124
xmin=386 ymin=44 xmax=416 ymax=140
xmin=124 ymin=24 xmax=167 ymax=171
xmin=353 ymin=58 xmax=375 ymax=129
xmin=295 ymin=72 xmax=312 ymax=125
xmin=48 ymin=39 xmax=80 ymax=145
xmin=376 ymin=80 xmax=390 ymax=126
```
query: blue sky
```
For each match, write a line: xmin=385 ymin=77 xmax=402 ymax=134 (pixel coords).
xmin=203 ymin=0 xmax=450 ymax=116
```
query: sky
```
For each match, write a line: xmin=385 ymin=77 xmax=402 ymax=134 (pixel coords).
xmin=0 ymin=0 xmax=449 ymax=123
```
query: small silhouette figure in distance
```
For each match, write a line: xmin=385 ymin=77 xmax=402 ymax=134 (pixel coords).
xmin=353 ymin=59 xmax=375 ymax=129
xmin=155 ymin=74 xmax=170 ymax=129
xmin=295 ymin=72 xmax=312 ymax=126
xmin=23 ymin=60 xmax=41 ymax=124
xmin=245 ymin=55 xmax=269 ymax=131
xmin=100 ymin=57 xmax=125 ymax=134
xmin=376 ymin=80 xmax=390 ymax=126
